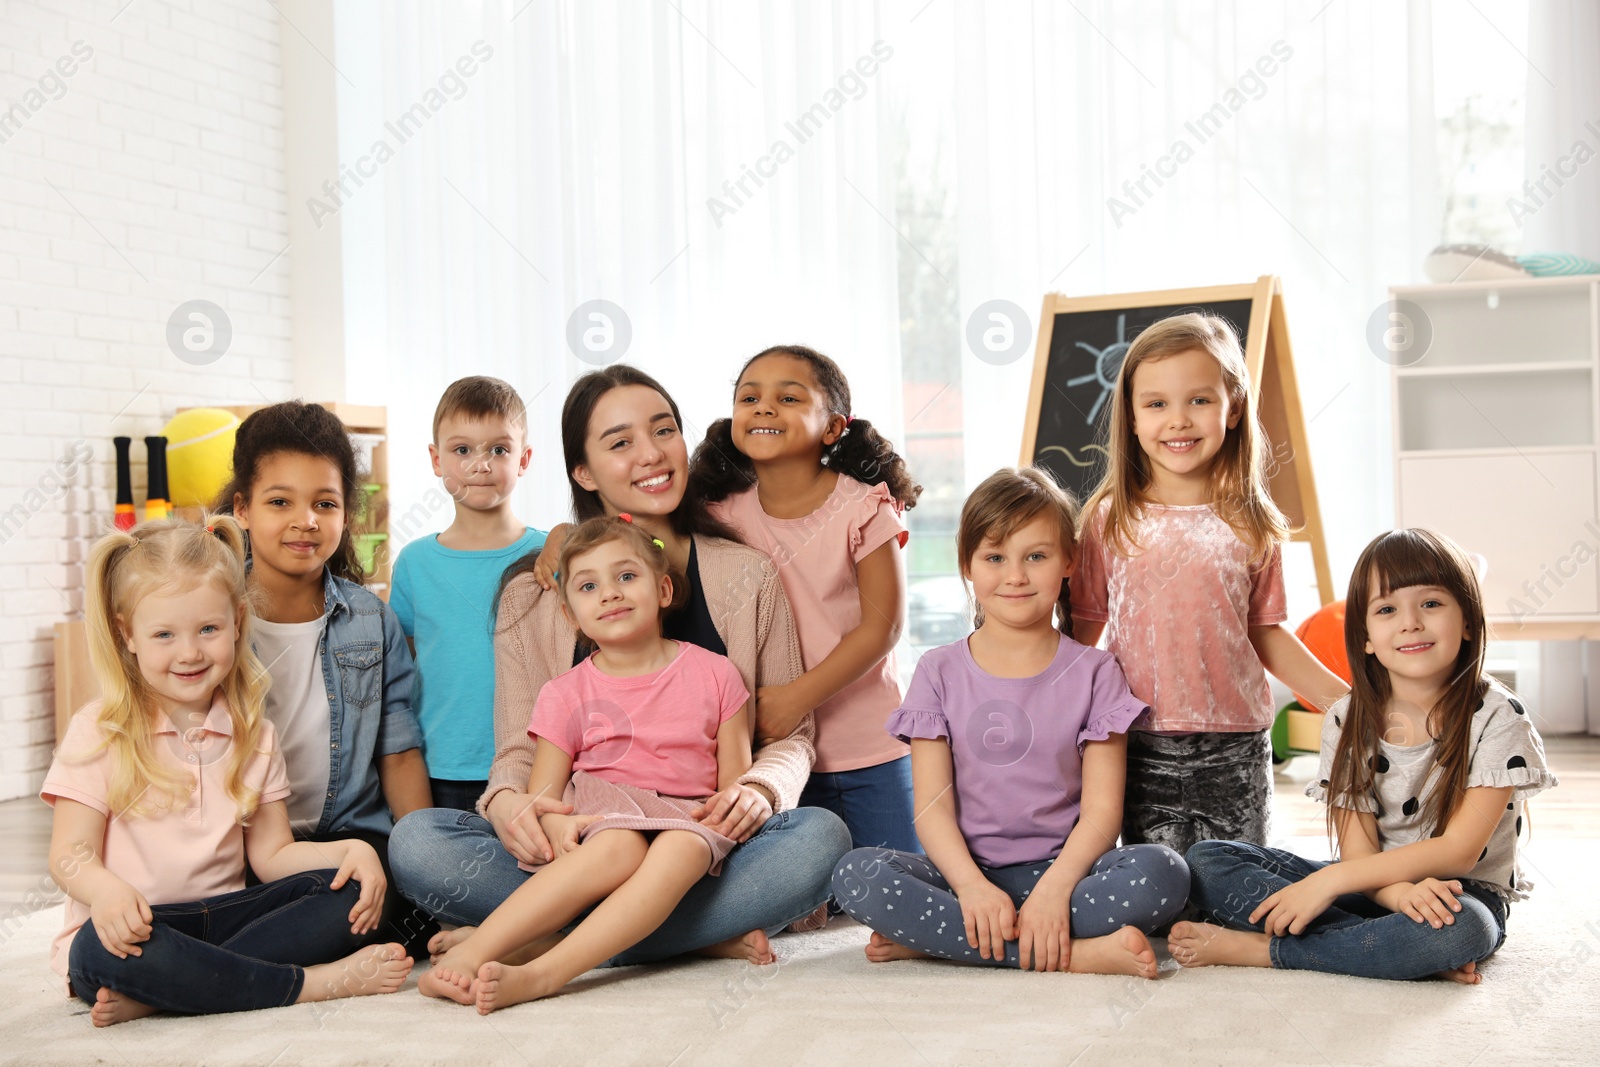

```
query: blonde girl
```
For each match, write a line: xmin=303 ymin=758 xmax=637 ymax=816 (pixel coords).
xmin=1172 ymin=528 xmax=1556 ymax=981
xmin=420 ymin=515 xmax=754 ymax=1012
xmin=1070 ymin=313 xmax=1348 ymax=854
xmin=43 ymin=518 xmax=410 ymax=1027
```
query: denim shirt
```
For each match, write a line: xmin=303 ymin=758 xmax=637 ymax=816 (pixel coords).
xmin=255 ymin=568 xmax=423 ymax=837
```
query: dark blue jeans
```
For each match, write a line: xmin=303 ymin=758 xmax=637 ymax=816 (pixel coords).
xmin=1185 ymin=840 xmax=1508 ymax=980
xmin=800 ymin=755 xmax=920 ymax=852
xmin=429 ymin=778 xmax=487 ymax=814
xmin=67 ymin=870 xmax=366 ymax=1014
xmin=389 ymin=804 xmax=851 ymax=964
xmin=832 ymin=845 xmax=1189 ymax=967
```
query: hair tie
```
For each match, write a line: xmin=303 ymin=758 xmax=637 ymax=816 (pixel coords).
xmin=205 ymin=523 xmax=215 ymax=534
xmin=652 ymin=538 xmax=665 ymax=550
xmin=618 ymin=513 xmax=633 ymax=524
xmin=846 ymin=415 xmax=855 ymax=425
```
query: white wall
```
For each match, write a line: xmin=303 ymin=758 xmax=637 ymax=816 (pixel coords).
xmin=0 ymin=0 xmax=293 ymax=799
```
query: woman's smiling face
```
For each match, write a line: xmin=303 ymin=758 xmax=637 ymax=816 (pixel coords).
xmin=571 ymin=384 xmax=690 ymax=521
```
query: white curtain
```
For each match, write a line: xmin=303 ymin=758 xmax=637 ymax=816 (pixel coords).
xmin=346 ymin=0 xmax=1433 ymax=621
xmin=1522 ymin=0 xmax=1600 ymax=259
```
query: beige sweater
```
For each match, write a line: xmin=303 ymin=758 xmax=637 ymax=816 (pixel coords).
xmin=484 ymin=535 xmax=816 ymax=813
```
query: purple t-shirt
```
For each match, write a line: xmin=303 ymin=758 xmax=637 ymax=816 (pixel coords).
xmin=888 ymin=634 xmax=1148 ymax=868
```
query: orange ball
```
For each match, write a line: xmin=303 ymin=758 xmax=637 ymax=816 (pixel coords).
xmin=1292 ymin=600 xmax=1349 ymax=708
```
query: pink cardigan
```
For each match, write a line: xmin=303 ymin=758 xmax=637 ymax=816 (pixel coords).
xmin=485 ymin=535 xmax=816 ymax=813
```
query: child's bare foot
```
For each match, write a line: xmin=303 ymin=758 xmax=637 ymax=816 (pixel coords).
xmin=864 ymin=931 xmax=931 ymax=963
xmin=418 ymin=943 xmax=484 ymax=1006
xmin=787 ymin=904 xmax=829 ymax=933
xmin=474 ymin=960 xmax=560 ymax=1014
xmin=427 ymin=925 xmax=474 ymax=964
xmin=300 ymin=943 xmax=413 ymax=1003
xmin=1167 ymin=921 xmax=1270 ymax=970
xmin=89 ymin=988 xmax=157 ymax=1027
xmin=1070 ymin=926 xmax=1160 ymax=978
xmin=1437 ymin=961 xmax=1482 ymax=984
xmin=696 ymin=929 xmax=776 ymax=965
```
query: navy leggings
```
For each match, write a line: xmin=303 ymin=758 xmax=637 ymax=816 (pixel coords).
xmin=832 ymin=845 xmax=1189 ymax=967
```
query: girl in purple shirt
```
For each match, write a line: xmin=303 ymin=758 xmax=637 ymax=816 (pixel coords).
xmin=832 ymin=468 xmax=1189 ymax=975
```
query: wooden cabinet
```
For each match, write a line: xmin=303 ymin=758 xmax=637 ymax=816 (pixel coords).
xmin=1390 ymin=277 xmax=1600 ymax=638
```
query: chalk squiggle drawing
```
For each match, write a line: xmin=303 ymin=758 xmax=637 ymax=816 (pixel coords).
xmin=1066 ymin=313 xmax=1131 ymax=426
xmin=1039 ymin=443 xmax=1111 ymax=469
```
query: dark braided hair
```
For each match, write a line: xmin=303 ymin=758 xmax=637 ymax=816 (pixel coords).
xmin=213 ymin=400 xmax=365 ymax=585
xmin=688 ymin=344 xmax=922 ymax=509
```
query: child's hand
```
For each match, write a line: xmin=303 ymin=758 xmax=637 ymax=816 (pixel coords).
xmin=1015 ymin=879 xmax=1073 ymax=972
xmin=1394 ymin=877 xmax=1465 ymax=929
xmin=539 ymin=812 xmax=601 ymax=859
xmin=331 ymin=839 xmax=387 ymax=935
xmin=90 ymin=883 xmax=153 ymax=959
xmin=753 ymin=683 xmax=810 ymax=747
xmin=691 ymin=784 xmax=773 ymax=842
xmin=1250 ymin=870 xmax=1337 ymax=936
xmin=955 ymin=878 xmax=1016 ymax=961
xmin=532 ymin=525 xmax=570 ymax=591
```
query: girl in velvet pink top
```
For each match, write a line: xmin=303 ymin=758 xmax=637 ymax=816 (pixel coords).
xmin=832 ymin=468 xmax=1188 ymax=976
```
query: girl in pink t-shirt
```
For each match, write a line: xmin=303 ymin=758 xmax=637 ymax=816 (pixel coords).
xmin=421 ymin=515 xmax=753 ymax=1012
xmin=43 ymin=518 xmax=409 ymax=1027
xmin=690 ymin=344 xmax=921 ymax=856
xmin=1069 ymin=313 xmax=1349 ymax=855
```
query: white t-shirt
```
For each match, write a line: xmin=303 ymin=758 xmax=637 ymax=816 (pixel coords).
xmin=252 ymin=616 xmax=333 ymax=833
xmin=1308 ymin=682 xmax=1557 ymax=902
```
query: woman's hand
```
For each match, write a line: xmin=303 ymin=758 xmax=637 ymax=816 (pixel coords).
xmin=1015 ymin=877 xmax=1073 ymax=972
xmin=539 ymin=812 xmax=602 ymax=860
xmin=90 ymin=881 xmax=153 ymax=959
xmin=955 ymin=877 xmax=1016 ymax=961
xmin=1250 ymin=869 xmax=1338 ymax=936
xmin=1393 ymin=877 xmax=1465 ymax=929
xmin=691 ymin=784 xmax=772 ymax=842
xmin=331 ymin=839 xmax=387 ymax=935
xmin=532 ymin=525 xmax=570 ymax=591
xmin=486 ymin=790 xmax=572 ymax=865
xmin=753 ymin=683 xmax=810 ymax=747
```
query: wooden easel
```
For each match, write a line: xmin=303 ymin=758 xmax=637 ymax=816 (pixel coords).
xmin=1020 ymin=275 xmax=1334 ymax=604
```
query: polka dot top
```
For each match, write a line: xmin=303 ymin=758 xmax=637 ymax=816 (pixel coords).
xmin=1306 ymin=682 xmax=1557 ymax=902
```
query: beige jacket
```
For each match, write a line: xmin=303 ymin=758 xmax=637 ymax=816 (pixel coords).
xmin=484 ymin=535 xmax=816 ymax=813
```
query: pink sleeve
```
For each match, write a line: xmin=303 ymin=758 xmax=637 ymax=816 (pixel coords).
xmin=39 ymin=712 xmax=111 ymax=815
xmin=255 ymin=723 xmax=292 ymax=805
xmin=712 ymin=653 xmax=752 ymax=724
xmin=1247 ymin=542 xmax=1289 ymax=626
xmin=1070 ymin=511 xmax=1111 ymax=623
xmin=528 ymin=677 xmax=579 ymax=756
xmin=850 ymin=482 xmax=909 ymax=563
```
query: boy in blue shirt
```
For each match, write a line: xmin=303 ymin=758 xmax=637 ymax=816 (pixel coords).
xmin=391 ymin=376 xmax=547 ymax=812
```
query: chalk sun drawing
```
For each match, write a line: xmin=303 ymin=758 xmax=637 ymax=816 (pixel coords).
xmin=1067 ymin=313 xmax=1131 ymax=426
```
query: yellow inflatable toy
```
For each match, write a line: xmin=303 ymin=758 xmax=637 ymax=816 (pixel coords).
xmin=163 ymin=408 xmax=240 ymax=509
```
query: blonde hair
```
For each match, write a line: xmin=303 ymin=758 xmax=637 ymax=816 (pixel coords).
xmin=957 ymin=467 xmax=1081 ymax=636
xmin=80 ymin=516 xmax=271 ymax=821
xmin=556 ymin=515 xmax=684 ymax=631
xmin=1082 ymin=312 xmax=1288 ymax=562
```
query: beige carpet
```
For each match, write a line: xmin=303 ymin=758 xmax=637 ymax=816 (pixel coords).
xmin=0 ymin=838 xmax=1595 ymax=1066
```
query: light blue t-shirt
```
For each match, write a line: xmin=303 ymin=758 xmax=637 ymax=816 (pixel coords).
xmin=390 ymin=527 xmax=546 ymax=780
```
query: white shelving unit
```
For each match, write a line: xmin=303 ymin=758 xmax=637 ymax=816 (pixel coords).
xmin=1389 ymin=275 xmax=1600 ymax=734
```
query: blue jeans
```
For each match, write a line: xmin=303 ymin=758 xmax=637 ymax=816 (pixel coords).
xmin=429 ymin=778 xmax=487 ymax=813
xmin=800 ymin=755 xmax=920 ymax=852
xmin=67 ymin=870 xmax=366 ymax=1014
xmin=389 ymin=804 xmax=851 ymax=964
xmin=1185 ymin=840 xmax=1508 ymax=980
xmin=832 ymin=845 xmax=1188 ymax=967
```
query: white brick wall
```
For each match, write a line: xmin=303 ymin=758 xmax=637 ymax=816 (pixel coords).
xmin=0 ymin=0 xmax=293 ymax=799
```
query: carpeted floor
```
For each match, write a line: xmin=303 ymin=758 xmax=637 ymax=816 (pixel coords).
xmin=0 ymin=837 xmax=1594 ymax=1066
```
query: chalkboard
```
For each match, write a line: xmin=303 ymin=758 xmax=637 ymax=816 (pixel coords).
xmin=1019 ymin=277 xmax=1334 ymax=603
xmin=1028 ymin=297 xmax=1254 ymax=505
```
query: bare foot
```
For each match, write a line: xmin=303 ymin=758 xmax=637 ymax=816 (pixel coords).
xmin=864 ymin=931 xmax=931 ymax=963
xmin=418 ymin=943 xmax=483 ymax=1006
xmin=1437 ymin=961 xmax=1482 ymax=985
xmin=474 ymin=960 xmax=560 ymax=1014
xmin=1167 ymin=921 xmax=1271 ymax=970
xmin=89 ymin=988 xmax=157 ymax=1027
xmin=1069 ymin=926 xmax=1160 ymax=978
xmin=787 ymin=904 xmax=829 ymax=933
xmin=299 ymin=943 xmax=413 ymax=1003
xmin=696 ymin=929 xmax=776 ymax=965
xmin=427 ymin=925 xmax=474 ymax=965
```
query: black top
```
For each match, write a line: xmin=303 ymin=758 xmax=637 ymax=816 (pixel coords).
xmin=571 ymin=537 xmax=727 ymax=667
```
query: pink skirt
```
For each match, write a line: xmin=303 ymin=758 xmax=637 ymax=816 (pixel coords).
xmin=517 ymin=771 xmax=738 ymax=876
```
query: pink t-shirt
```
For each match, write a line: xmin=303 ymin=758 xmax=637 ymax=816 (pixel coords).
xmin=529 ymin=641 xmax=749 ymax=797
xmin=1070 ymin=501 xmax=1288 ymax=732
xmin=41 ymin=695 xmax=292 ymax=982
xmin=712 ymin=475 xmax=910 ymax=773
